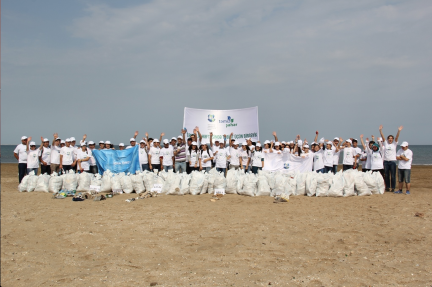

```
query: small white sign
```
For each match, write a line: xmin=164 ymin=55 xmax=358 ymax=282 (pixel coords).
xmin=214 ymin=188 xmax=225 ymax=195
xmin=89 ymin=185 xmax=100 ymax=192
xmin=151 ymin=183 xmax=163 ymax=193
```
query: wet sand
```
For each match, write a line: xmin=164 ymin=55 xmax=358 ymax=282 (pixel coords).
xmin=1 ymin=163 xmax=431 ymax=286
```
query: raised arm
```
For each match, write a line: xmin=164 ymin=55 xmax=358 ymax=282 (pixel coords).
xmin=314 ymin=131 xmax=319 ymax=143
xmin=39 ymin=137 xmax=44 ymax=150
xmin=209 ymin=132 xmax=213 ymax=147
xmin=133 ymin=131 xmax=138 ymax=140
xmin=145 ymin=132 xmax=150 ymax=149
xmin=229 ymin=133 xmax=233 ymax=147
xmin=159 ymin=133 xmax=164 ymax=143
xmin=379 ymin=125 xmax=385 ymax=142
xmin=26 ymin=137 xmax=32 ymax=151
xmin=223 ymin=134 xmax=227 ymax=147
xmin=52 ymin=133 xmax=58 ymax=146
xmin=80 ymin=134 xmax=87 ymax=145
xmin=272 ymin=131 xmax=279 ymax=142
xmin=359 ymin=134 xmax=366 ymax=150
xmin=395 ymin=126 xmax=403 ymax=142
xmin=196 ymin=126 xmax=202 ymax=142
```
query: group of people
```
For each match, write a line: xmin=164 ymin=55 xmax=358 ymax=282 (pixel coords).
xmin=14 ymin=125 xmax=413 ymax=194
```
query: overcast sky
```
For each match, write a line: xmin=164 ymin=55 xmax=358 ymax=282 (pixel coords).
xmin=2 ymin=0 xmax=431 ymax=145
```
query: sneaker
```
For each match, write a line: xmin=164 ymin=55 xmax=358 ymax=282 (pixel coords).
xmin=394 ymin=190 xmax=403 ymax=194
xmin=385 ymin=188 xmax=390 ymax=192
xmin=391 ymin=188 xmax=395 ymax=192
xmin=406 ymin=191 xmax=410 ymax=195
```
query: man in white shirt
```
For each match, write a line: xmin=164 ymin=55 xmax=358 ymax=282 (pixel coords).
xmin=161 ymin=139 xmax=174 ymax=172
xmin=395 ymin=141 xmax=413 ymax=195
xmin=340 ymin=139 xmax=356 ymax=171
xmin=50 ymin=133 xmax=61 ymax=174
xmin=379 ymin=125 xmax=403 ymax=192
xmin=87 ymin=141 xmax=98 ymax=174
xmin=126 ymin=131 xmax=139 ymax=149
xmin=59 ymin=138 xmax=76 ymax=173
xmin=39 ymin=138 xmax=51 ymax=175
xmin=119 ymin=143 xmax=125 ymax=150
xmin=14 ymin=136 xmax=29 ymax=183
xmin=138 ymin=140 xmax=149 ymax=171
xmin=332 ymin=137 xmax=342 ymax=173
xmin=229 ymin=140 xmax=241 ymax=170
xmin=352 ymin=139 xmax=362 ymax=170
xmin=149 ymin=139 xmax=162 ymax=172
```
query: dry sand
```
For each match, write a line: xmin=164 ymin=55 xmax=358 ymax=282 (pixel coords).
xmin=1 ymin=163 xmax=431 ymax=286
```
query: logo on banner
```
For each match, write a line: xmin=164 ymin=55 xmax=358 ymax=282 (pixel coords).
xmin=219 ymin=116 xmax=237 ymax=128
xmin=208 ymin=114 xmax=215 ymax=122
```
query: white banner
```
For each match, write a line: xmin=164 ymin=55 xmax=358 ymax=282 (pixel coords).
xmin=183 ymin=107 xmax=259 ymax=142
xmin=263 ymin=152 xmax=313 ymax=173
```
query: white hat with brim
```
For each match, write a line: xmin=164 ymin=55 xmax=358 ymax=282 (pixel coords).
xmin=65 ymin=138 xmax=71 ymax=142
xmin=21 ymin=136 xmax=28 ymax=140
xmin=171 ymin=137 xmax=177 ymax=141
xmin=153 ymin=139 xmax=159 ymax=143
xmin=234 ymin=141 xmax=239 ymax=145
xmin=43 ymin=138 xmax=49 ymax=142
xmin=29 ymin=141 xmax=36 ymax=146
xmin=274 ymin=142 xmax=280 ymax=146
xmin=327 ymin=141 xmax=333 ymax=145
xmin=177 ymin=135 xmax=182 ymax=139
xmin=99 ymin=141 xmax=104 ymax=144
xmin=105 ymin=141 xmax=111 ymax=144
xmin=60 ymin=140 xmax=65 ymax=144
xmin=333 ymin=137 xmax=339 ymax=141
xmin=140 ymin=140 xmax=146 ymax=144
xmin=70 ymin=137 xmax=76 ymax=141
xmin=119 ymin=143 xmax=124 ymax=147
xmin=130 ymin=138 xmax=136 ymax=142
xmin=346 ymin=139 xmax=352 ymax=144
xmin=88 ymin=141 xmax=95 ymax=145
xmin=304 ymin=145 xmax=309 ymax=149
xmin=163 ymin=139 xmax=169 ymax=144
xmin=401 ymin=141 xmax=409 ymax=147
xmin=264 ymin=140 xmax=270 ymax=144
xmin=192 ymin=141 xmax=197 ymax=146
xmin=256 ymin=143 xmax=262 ymax=147
xmin=81 ymin=142 xmax=87 ymax=146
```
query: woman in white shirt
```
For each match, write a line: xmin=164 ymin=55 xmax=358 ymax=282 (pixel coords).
xmin=76 ymin=143 xmax=91 ymax=173
xmin=138 ymin=139 xmax=149 ymax=171
xmin=379 ymin=125 xmax=403 ymax=192
xmin=251 ymin=143 xmax=264 ymax=174
xmin=25 ymin=137 xmax=43 ymax=175
xmin=312 ymin=144 xmax=325 ymax=173
xmin=214 ymin=141 xmax=230 ymax=175
xmin=323 ymin=141 xmax=338 ymax=173
xmin=199 ymin=141 xmax=214 ymax=172
xmin=339 ymin=139 xmax=356 ymax=171
xmin=360 ymin=135 xmax=384 ymax=179
xmin=50 ymin=133 xmax=61 ymax=174
xmin=188 ymin=142 xmax=201 ymax=172
xmin=239 ymin=144 xmax=251 ymax=170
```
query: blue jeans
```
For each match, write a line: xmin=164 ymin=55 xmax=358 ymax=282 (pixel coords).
xmin=398 ymin=169 xmax=411 ymax=183
xmin=324 ymin=166 xmax=333 ymax=174
xmin=18 ymin=163 xmax=27 ymax=183
xmin=384 ymin=160 xmax=396 ymax=189
xmin=252 ymin=166 xmax=262 ymax=174
xmin=175 ymin=162 xmax=186 ymax=173
xmin=141 ymin=164 xmax=149 ymax=171
xmin=164 ymin=165 xmax=173 ymax=172
xmin=333 ymin=165 xmax=338 ymax=174
xmin=27 ymin=168 xmax=38 ymax=175
xmin=315 ymin=168 xmax=325 ymax=173
xmin=216 ymin=167 xmax=226 ymax=175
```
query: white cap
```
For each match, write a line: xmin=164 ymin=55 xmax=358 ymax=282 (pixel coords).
xmin=327 ymin=141 xmax=333 ymax=145
xmin=346 ymin=139 xmax=352 ymax=144
xmin=65 ymin=138 xmax=71 ymax=142
xmin=60 ymin=140 xmax=65 ymax=144
xmin=29 ymin=141 xmax=36 ymax=146
xmin=99 ymin=141 xmax=104 ymax=144
xmin=88 ymin=141 xmax=95 ymax=145
xmin=153 ymin=139 xmax=159 ymax=143
xmin=256 ymin=143 xmax=262 ymax=147
xmin=163 ymin=139 xmax=169 ymax=144
xmin=234 ymin=140 xmax=239 ymax=145
xmin=105 ymin=141 xmax=111 ymax=144
xmin=130 ymin=138 xmax=136 ymax=142
xmin=81 ymin=142 xmax=87 ymax=146
xmin=333 ymin=137 xmax=339 ymax=141
xmin=119 ymin=143 xmax=125 ymax=147
xmin=401 ymin=141 xmax=409 ymax=147
xmin=201 ymin=140 xmax=208 ymax=145
xmin=21 ymin=136 xmax=28 ymax=140
xmin=304 ymin=144 xmax=309 ymax=148
xmin=289 ymin=141 xmax=294 ymax=144
xmin=140 ymin=140 xmax=146 ymax=143
xmin=70 ymin=137 xmax=76 ymax=141
xmin=192 ymin=141 xmax=198 ymax=146
xmin=311 ymin=142 xmax=317 ymax=145
xmin=56 ymin=137 xmax=61 ymax=140
xmin=43 ymin=138 xmax=49 ymax=142
xmin=319 ymin=138 xmax=325 ymax=143
xmin=177 ymin=135 xmax=182 ymax=139
xmin=274 ymin=142 xmax=280 ymax=146
xmin=214 ymin=138 xmax=220 ymax=142
xmin=171 ymin=137 xmax=176 ymax=141
xmin=264 ymin=140 xmax=270 ymax=144
xmin=281 ymin=141 xmax=286 ymax=144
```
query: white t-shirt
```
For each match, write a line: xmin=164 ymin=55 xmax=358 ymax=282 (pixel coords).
xmin=50 ymin=145 xmax=61 ymax=165
xmin=229 ymin=148 xmax=240 ymax=165
xmin=160 ymin=147 xmax=174 ymax=166
xmin=342 ymin=147 xmax=355 ymax=165
xmin=76 ymin=149 xmax=91 ymax=171
xmin=383 ymin=141 xmax=398 ymax=161
xmin=139 ymin=147 xmax=148 ymax=164
xmin=239 ymin=150 xmax=251 ymax=167
xmin=214 ymin=148 xmax=230 ymax=168
xmin=188 ymin=149 xmax=201 ymax=167
xmin=149 ymin=147 xmax=161 ymax=165
xmin=200 ymin=149 xmax=214 ymax=168
xmin=88 ymin=148 xmax=96 ymax=166
xmin=370 ymin=149 xmax=384 ymax=170
xmin=14 ymin=144 xmax=28 ymax=163
xmin=40 ymin=147 xmax=51 ymax=165
xmin=359 ymin=151 xmax=367 ymax=166
xmin=251 ymin=150 xmax=264 ymax=167
xmin=397 ymin=149 xmax=413 ymax=169
xmin=60 ymin=146 xmax=75 ymax=165
xmin=332 ymin=146 xmax=341 ymax=165
xmin=323 ymin=149 xmax=335 ymax=167
xmin=26 ymin=149 xmax=41 ymax=168
xmin=353 ymin=147 xmax=362 ymax=163
xmin=313 ymin=149 xmax=325 ymax=171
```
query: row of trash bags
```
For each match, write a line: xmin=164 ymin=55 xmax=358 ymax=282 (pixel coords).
xmin=18 ymin=168 xmax=385 ymax=197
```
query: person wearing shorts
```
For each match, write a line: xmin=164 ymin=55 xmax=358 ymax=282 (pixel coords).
xmin=395 ymin=141 xmax=412 ymax=195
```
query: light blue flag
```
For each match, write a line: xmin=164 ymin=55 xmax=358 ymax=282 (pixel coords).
xmin=92 ymin=146 xmax=140 ymax=175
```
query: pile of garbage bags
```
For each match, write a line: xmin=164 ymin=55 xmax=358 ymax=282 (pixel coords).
xmin=18 ymin=168 xmax=385 ymax=197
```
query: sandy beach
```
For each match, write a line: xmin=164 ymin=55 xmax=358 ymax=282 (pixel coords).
xmin=1 ymin=163 xmax=431 ymax=286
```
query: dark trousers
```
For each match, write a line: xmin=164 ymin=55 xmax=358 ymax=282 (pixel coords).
xmin=362 ymin=168 xmax=370 ymax=173
xmin=151 ymin=164 xmax=160 ymax=172
xmin=384 ymin=161 xmax=396 ymax=189
xmin=90 ymin=165 xmax=98 ymax=174
xmin=332 ymin=165 xmax=338 ymax=174
xmin=343 ymin=164 xmax=353 ymax=171
xmin=40 ymin=165 xmax=51 ymax=175
xmin=62 ymin=165 xmax=72 ymax=173
xmin=18 ymin=163 xmax=27 ymax=183
xmin=190 ymin=167 xmax=199 ymax=172
xmin=186 ymin=162 xmax=191 ymax=174
xmin=324 ymin=166 xmax=333 ymax=174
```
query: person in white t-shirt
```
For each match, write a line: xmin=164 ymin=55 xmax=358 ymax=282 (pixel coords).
xmin=160 ymin=139 xmax=174 ymax=172
xmin=379 ymin=125 xmax=403 ymax=192
xmin=98 ymin=141 xmax=105 ymax=150
xmin=39 ymin=138 xmax=51 ymax=175
xmin=361 ymin=135 xmax=385 ymax=179
xmin=339 ymin=139 xmax=357 ymax=171
xmin=138 ymin=139 xmax=149 ymax=171
xmin=25 ymin=137 xmax=43 ymax=175
xmin=395 ymin=142 xmax=413 ymax=195
xmin=210 ymin=132 xmax=227 ymax=168
xmin=323 ymin=141 xmax=339 ymax=173
xmin=126 ymin=131 xmax=139 ymax=149
xmin=87 ymin=141 xmax=98 ymax=174
xmin=149 ymin=139 xmax=162 ymax=172
xmin=187 ymin=142 xmax=201 ymax=172
xmin=14 ymin=136 xmax=29 ymax=183
xmin=118 ymin=143 xmax=125 ymax=150
xmin=76 ymin=142 xmax=91 ymax=173
xmin=352 ymin=139 xmax=362 ymax=170
xmin=251 ymin=143 xmax=264 ymax=174
xmin=239 ymin=142 xmax=251 ymax=170
xmin=50 ymin=133 xmax=61 ymax=174
xmin=199 ymin=140 xmax=214 ymax=172
xmin=60 ymin=138 xmax=76 ymax=173
xmin=229 ymin=140 xmax=241 ymax=170
xmin=213 ymin=141 xmax=230 ymax=175
xmin=331 ymin=137 xmax=341 ymax=173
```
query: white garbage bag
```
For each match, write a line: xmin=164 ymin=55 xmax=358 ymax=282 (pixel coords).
xmin=199 ymin=174 xmax=209 ymax=195
xmin=342 ymin=170 xmax=356 ymax=197
xmin=111 ymin=173 xmax=123 ymax=192
xmin=189 ymin=171 xmax=205 ymax=195
xmin=256 ymin=174 xmax=271 ymax=196
xmin=239 ymin=173 xmax=258 ymax=197
xmin=100 ymin=171 xmax=112 ymax=192
xmin=295 ymin=173 xmax=307 ymax=196
xmin=236 ymin=170 xmax=246 ymax=194
xmin=373 ymin=171 xmax=385 ymax=195
xmin=271 ymin=173 xmax=287 ymax=197
xmin=142 ymin=171 xmax=155 ymax=192
xmin=167 ymin=173 xmax=183 ymax=195
xmin=354 ymin=171 xmax=371 ymax=196
xmin=35 ymin=174 xmax=50 ymax=192
xmin=131 ymin=173 xmax=145 ymax=194
xmin=90 ymin=174 xmax=102 ymax=192
xmin=48 ymin=173 xmax=63 ymax=193
xmin=305 ymin=172 xmax=317 ymax=197
xmin=225 ymin=169 xmax=238 ymax=194
xmin=213 ymin=172 xmax=227 ymax=190
xmin=25 ymin=171 xmax=38 ymax=192
xmin=315 ymin=173 xmax=330 ymax=197
xmin=121 ymin=174 xmax=133 ymax=194
xmin=363 ymin=171 xmax=378 ymax=194
xmin=18 ymin=174 xmax=30 ymax=192
xmin=63 ymin=170 xmax=78 ymax=191
xmin=77 ymin=172 xmax=92 ymax=192
xmin=180 ymin=173 xmax=191 ymax=195
xmin=161 ymin=170 xmax=175 ymax=194
xmin=327 ymin=172 xmax=344 ymax=197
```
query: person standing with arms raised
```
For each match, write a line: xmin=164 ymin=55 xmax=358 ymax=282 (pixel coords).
xmin=379 ymin=125 xmax=403 ymax=192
